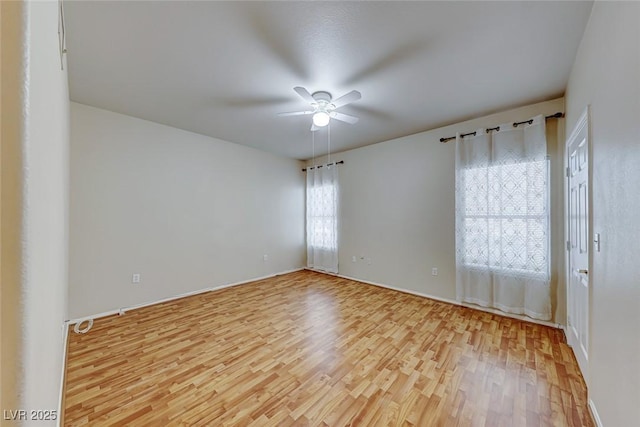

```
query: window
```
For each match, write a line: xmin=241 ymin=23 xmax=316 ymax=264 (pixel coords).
xmin=459 ymin=159 xmax=549 ymax=278
xmin=307 ymin=182 xmax=337 ymax=251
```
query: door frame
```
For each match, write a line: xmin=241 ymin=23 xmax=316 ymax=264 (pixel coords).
xmin=564 ymin=105 xmax=592 ymax=386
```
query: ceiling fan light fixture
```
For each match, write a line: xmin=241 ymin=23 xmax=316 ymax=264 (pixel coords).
xmin=312 ymin=111 xmax=330 ymax=127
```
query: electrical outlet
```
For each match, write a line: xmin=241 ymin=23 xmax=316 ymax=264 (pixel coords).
xmin=366 ymin=257 xmax=372 ymax=265
xmin=432 ymin=268 xmax=438 ymax=276
xmin=352 ymin=256 xmax=357 ymax=263
xmin=132 ymin=273 xmax=141 ymax=284
xmin=263 ymin=254 xmax=268 ymax=262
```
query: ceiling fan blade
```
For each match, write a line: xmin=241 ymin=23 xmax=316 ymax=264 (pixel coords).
xmin=214 ymin=96 xmax=292 ymax=108
xmin=330 ymin=112 xmax=359 ymax=124
xmin=277 ymin=110 xmax=314 ymax=117
xmin=331 ymin=90 xmax=361 ymax=108
xmin=343 ymin=41 xmax=426 ymax=86
xmin=311 ymin=123 xmax=320 ymax=132
xmin=293 ymin=86 xmax=316 ymax=105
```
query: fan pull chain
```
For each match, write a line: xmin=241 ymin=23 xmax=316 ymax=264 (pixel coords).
xmin=328 ymin=123 xmax=331 ymax=166
xmin=312 ymin=130 xmax=315 ymax=167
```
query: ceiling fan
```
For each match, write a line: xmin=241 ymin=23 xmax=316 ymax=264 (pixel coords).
xmin=278 ymin=87 xmax=361 ymax=131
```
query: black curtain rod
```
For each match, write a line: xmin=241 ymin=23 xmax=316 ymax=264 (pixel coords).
xmin=439 ymin=112 xmax=564 ymax=143
xmin=302 ymin=160 xmax=344 ymax=172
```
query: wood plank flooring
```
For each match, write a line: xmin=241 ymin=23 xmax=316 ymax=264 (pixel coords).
xmin=64 ymin=270 xmax=592 ymax=426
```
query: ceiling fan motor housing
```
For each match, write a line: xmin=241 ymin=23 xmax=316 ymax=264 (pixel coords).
xmin=312 ymin=91 xmax=336 ymax=111
xmin=311 ymin=91 xmax=332 ymax=103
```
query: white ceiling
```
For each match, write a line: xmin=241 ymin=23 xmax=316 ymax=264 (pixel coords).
xmin=65 ymin=1 xmax=593 ymax=160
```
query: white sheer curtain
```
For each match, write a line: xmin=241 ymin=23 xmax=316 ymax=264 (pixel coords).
xmin=306 ymin=164 xmax=338 ymax=273
xmin=455 ymin=115 xmax=551 ymax=320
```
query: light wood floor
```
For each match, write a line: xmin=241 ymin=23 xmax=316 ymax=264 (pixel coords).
xmin=64 ymin=270 xmax=592 ymax=426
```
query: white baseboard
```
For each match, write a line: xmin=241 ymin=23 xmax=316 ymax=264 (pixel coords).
xmin=57 ymin=320 xmax=69 ymax=427
xmin=327 ymin=270 xmax=460 ymax=306
xmin=588 ymin=399 xmax=603 ymax=427
xmin=458 ymin=301 xmax=562 ymax=329
xmin=308 ymin=269 xmax=562 ymax=329
xmin=67 ymin=268 xmax=304 ymax=325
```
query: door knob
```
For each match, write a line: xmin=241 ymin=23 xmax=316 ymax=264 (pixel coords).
xmin=577 ymin=269 xmax=588 ymax=275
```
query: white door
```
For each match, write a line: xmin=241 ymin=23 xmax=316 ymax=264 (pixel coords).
xmin=566 ymin=109 xmax=590 ymax=381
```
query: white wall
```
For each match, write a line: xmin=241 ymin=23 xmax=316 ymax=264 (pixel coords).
xmin=1 ymin=0 xmax=70 ymax=422
xmin=23 ymin=0 xmax=70 ymax=417
xmin=565 ymin=2 xmax=640 ymax=425
xmin=69 ymin=103 xmax=305 ymax=319
xmin=309 ymin=98 xmax=566 ymax=324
